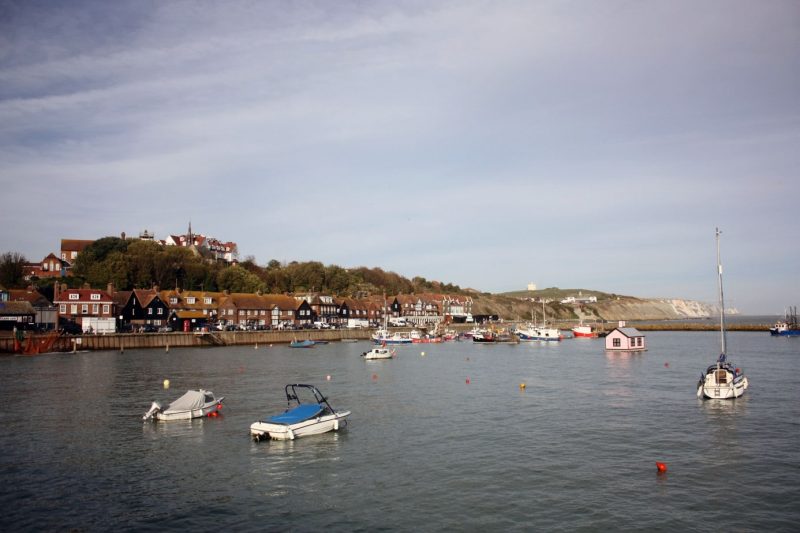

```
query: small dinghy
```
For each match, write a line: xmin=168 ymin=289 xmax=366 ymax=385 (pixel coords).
xmin=143 ymin=389 xmax=224 ymax=421
xmin=250 ymin=384 xmax=350 ymax=441
xmin=289 ymin=339 xmax=315 ymax=348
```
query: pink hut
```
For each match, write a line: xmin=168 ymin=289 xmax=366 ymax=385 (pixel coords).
xmin=605 ymin=327 xmax=646 ymax=351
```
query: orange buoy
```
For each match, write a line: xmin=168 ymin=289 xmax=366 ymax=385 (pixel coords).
xmin=656 ymin=461 xmax=667 ymax=473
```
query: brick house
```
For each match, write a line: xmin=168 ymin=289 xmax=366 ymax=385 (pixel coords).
xmin=23 ymin=253 xmax=64 ymax=280
xmin=53 ymin=285 xmax=114 ymax=329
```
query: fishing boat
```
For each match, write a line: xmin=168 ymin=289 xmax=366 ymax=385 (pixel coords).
xmin=571 ymin=324 xmax=598 ymax=338
xmin=472 ymin=330 xmax=497 ymax=343
xmin=143 ymin=389 xmax=224 ymax=421
xmin=697 ymin=228 xmax=749 ymax=400
xmin=289 ymin=339 xmax=315 ymax=348
xmin=769 ymin=307 xmax=800 ymax=336
xmin=250 ymin=384 xmax=350 ymax=441
xmin=362 ymin=345 xmax=396 ymax=359
xmin=517 ymin=303 xmax=563 ymax=341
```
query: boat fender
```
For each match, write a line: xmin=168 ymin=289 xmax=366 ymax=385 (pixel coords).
xmin=287 ymin=428 xmax=295 ymax=440
xmin=333 ymin=419 xmax=339 ymax=431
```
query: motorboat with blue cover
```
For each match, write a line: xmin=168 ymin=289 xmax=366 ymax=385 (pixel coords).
xmin=143 ymin=389 xmax=224 ymax=421
xmin=250 ymin=384 xmax=350 ymax=441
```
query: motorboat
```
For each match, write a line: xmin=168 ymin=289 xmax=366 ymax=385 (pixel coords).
xmin=769 ymin=307 xmax=800 ymax=336
xmin=515 ymin=324 xmax=562 ymax=341
xmin=572 ymin=324 xmax=598 ymax=338
xmin=143 ymin=389 xmax=224 ymax=421
xmin=250 ymin=384 xmax=350 ymax=441
xmin=697 ymin=228 xmax=749 ymax=400
xmin=371 ymin=329 xmax=412 ymax=344
xmin=289 ymin=339 xmax=315 ymax=348
xmin=472 ymin=330 xmax=497 ymax=343
xmin=362 ymin=346 xmax=396 ymax=359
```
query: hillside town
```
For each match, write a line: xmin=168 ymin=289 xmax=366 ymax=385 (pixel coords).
xmin=1 ymin=228 xmax=475 ymax=334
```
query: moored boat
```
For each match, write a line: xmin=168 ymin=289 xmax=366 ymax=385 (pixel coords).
xmin=250 ymin=384 xmax=350 ymax=441
xmin=572 ymin=324 xmax=598 ymax=338
xmin=697 ymin=228 xmax=749 ymax=400
xmin=143 ymin=389 xmax=224 ymax=421
xmin=769 ymin=307 xmax=800 ymax=336
xmin=289 ymin=339 xmax=315 ymax=348
xmin=362 ymin=346 xmax=396 ymax=359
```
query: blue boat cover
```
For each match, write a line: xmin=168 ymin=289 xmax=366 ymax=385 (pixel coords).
xmin=267 ymin=403 xmax=324 ymax=424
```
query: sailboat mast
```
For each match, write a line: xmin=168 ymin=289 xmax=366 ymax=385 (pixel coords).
xmin=716 ymin=227 xmax=727 ymax=356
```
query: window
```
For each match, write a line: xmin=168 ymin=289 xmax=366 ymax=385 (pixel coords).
xmin=69 ymin=293 xmax=79 ymax=300
xmin=70 ymin=304 xmax=77 ymax=314
xmin=170 ymin=297 xmax=178 ymax=304
xmin=148 ymin=308 xmax=153 ymax=315
xmin=91 ymin=293 xmax=100 ymax=300
xmin=102 ymin=305 xmax=109 ymax=314
xmin=613 ymin=338 xmax=621 ymax=347
xmin=186 ymin=297 xmax=196 ymax=304
xmin=204 ymin=297 xmax=212 ymax=304
xmin=637 ymin=337 xmax=643 ymax=347
xmin=92 ymin=304 xmax=99 ymax=314
xmin=157 ymin=308 xmax=163 ymax=315
xmin=154 ymin=320 xmax=161 ymax=326
xmin=81 ymin=304 xmax=88 ymax=314
xmin=71 ymin=251 xmax=78 ymax=259
xmin=60 ymin=304 xmax=66 ymax=313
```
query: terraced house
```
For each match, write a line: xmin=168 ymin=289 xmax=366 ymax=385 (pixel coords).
xmin=53 ymin=284 xmax=114 ymax=330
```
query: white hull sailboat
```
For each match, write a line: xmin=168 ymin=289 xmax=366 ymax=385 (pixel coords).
xmin=697 ymin=228 xmax=749 ymax=400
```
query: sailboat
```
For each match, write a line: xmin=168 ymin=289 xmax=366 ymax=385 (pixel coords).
xmin=697 ymin=228 xmax=749 ymax=399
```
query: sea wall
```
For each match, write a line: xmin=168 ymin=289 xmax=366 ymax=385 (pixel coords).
xmin=0 ymin=329 xmax=371 ymax=354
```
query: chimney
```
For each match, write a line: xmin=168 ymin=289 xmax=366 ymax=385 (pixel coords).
xmin=152 ymin=283 xmax=159 ymax=292
xmin=108 ymin=282 xmax=114 ymax=295
xmin=54 ymin=281 xmax=61 ymax=301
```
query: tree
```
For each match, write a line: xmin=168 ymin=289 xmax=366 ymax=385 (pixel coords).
xmin=0 ymin=252 xmax=27 ymax=288
xmin=217 ymin=265 xmax=265 ymax=293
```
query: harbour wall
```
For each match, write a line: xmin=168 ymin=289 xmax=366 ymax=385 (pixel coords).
xmin=0 ymin=329 xmax=372 ymax=354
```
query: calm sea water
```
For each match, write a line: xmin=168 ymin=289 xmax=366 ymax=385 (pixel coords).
xmin=1 ymin=332 xmax=799 ymax=532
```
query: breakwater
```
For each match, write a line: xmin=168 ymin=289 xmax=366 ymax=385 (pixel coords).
xmin=0 ymin=328 xmax=371 ymax=354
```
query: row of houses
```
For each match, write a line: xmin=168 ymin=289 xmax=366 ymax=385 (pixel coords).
xmin=1 ymin=282 xmax=474 ymax=333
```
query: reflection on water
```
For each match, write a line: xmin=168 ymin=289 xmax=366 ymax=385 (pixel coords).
xmin=142 ymin=415 xmax=224 ymax=439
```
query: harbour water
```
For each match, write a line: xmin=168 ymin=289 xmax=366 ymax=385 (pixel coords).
xmin=1 ymin=332 xmax=799 ymax=531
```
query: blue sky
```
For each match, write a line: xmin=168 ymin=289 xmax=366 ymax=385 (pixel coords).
xmin=1 ymin=0 xmax=798 ymax=313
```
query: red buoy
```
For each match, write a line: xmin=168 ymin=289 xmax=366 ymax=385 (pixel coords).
xmin=466 ymin=377 xmax=471 ymax=384
xmin=656 ymin=461 xmax=667 ymax=473
xmin=664 ymin=362 xmax=669 ymax=368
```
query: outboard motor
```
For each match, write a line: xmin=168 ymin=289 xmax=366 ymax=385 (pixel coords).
xmin=143 ymin=401 xmax=163 ymax=421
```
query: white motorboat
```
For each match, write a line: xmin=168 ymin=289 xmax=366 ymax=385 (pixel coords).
xmin=250 ymin=384 xmax=350 ymax=441
xmin=697 ymin=228 xmax=749 ymax=400
xmin=362 ymin=346 xmax=396 ymax=359
xmin=143 ymin=389 xmax=224 ymax=421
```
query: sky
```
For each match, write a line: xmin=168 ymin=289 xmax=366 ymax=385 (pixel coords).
xmin=0 ymin=0 xmax=798 ymax=314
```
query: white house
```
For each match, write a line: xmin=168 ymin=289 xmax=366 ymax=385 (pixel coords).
xmin=605 ymin=327 xmax=646 ymax=351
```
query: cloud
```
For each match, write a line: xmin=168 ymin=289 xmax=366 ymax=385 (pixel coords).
xmin=1 ymin=0 xmax=798 ymax=313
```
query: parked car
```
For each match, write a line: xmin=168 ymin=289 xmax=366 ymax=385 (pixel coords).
xmin=142 ymin=324 xmax=158 ymax=333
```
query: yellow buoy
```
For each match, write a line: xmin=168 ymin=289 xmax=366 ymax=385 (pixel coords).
xmin=519 ymin=383 xmax=526 ymax=390
xmin=163 ymin=379 xmax=170 ymax=389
